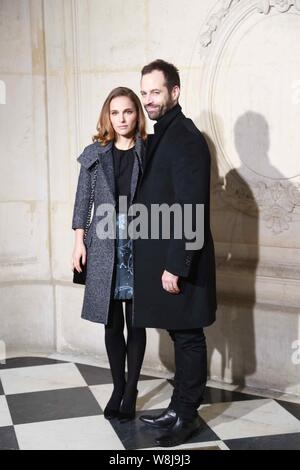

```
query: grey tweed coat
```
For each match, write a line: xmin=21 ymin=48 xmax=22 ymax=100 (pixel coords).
xmin=71 ymin=133 xmax=145 ymax=324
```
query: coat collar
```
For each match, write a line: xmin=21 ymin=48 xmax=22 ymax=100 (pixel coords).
xmin=77 ymin=130 xmax=145 ymax=170
xmin=145 ymin=103 xmax=182 ymax=162
xmin=77 ymin=130 xmax=145 ymax=205
xmin=153 ymin=103 xmax=182 ymax=135
xmin=137 ymin=104 xmax=182 ymax=189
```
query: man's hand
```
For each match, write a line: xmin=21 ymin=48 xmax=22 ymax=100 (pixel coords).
xmin=162 ymin=270 xmax=180 ymax=294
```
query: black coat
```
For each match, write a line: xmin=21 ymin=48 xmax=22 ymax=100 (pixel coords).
xmin=132 ymin=104 xmax=217 ymax=329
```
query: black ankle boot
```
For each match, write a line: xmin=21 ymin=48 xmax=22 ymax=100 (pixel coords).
xmin=104 ymin=387 xmax=125 ymax=420
xmin=118 ymin=389 xmax=138 ymax=423
xmin=104 ymin=404 xmax=120 ymax=420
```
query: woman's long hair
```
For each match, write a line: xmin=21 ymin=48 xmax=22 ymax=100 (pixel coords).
xmin=92 ymin=87 xmax=147 ymax=145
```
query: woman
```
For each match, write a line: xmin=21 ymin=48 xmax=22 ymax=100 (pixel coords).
xmin=71 ymin=87 xmax=147 ymax=422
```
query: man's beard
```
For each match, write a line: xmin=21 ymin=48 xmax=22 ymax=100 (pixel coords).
xmin=146 ymin=98 xmax=174 ymax=121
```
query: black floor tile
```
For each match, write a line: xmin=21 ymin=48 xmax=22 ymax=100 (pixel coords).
xmin=7 ymin=387 xmax=102 ymax=425
xmin=0 ymin=426 xmax=19 ymax=450
xmin=202 ymin=386 xmax=265 ymax=405
xmin=75 ymin=364 xmax=114 ymax=385
xmin=76 ymin=362 xmax=161 ymax=386
xmin=132 ymin=372 xmax=162 ymax=381
xmin=0 ymin=357 xmax=66 ymax=370
xmin=276 ymin=400 xmax=300 ymax=421
xmin=109 ymin=409 xmax=219 ymax=450
xmin=167 ymin=380 xmax=265 ymax=405
xmin=224 ymin=432 xmax=300 ymax=450
xmin=2 ymin=356 xmax=298 ymax=451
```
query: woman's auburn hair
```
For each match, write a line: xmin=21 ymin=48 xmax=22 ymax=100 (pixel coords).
xmin=92 ymin=87 xmax=147 ymax=145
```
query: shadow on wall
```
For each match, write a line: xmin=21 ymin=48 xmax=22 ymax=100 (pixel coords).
xmin=203 ymin=111 xmax=259 ymax=388
xmin=158 ymin=110 xmax=300 ymax=391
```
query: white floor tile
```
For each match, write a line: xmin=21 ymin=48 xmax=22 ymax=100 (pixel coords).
xmin=0 ymin=363 xmax=87 ymax=395
xmin=199 ymin=398 xmax=300 ymax=440
xmin=0 ymin=396 xmax=12 ymax=427
xmin=136 ymin=379 xmax=174 ymax=410
xmin=206 ymin=380 xmax=239 ymax=392
xmin=15 ymin=415 xmax=124 ymax=450
xmin=90 ymin=379 xmax=173 ymax=412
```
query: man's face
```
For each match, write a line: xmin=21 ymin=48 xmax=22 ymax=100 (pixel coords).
xmin=140 ymin=70 xmax=178 ymax=120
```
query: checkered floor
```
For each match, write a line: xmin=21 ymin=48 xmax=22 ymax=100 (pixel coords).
xmin=0 ymin=356 xmax=300 ymax=450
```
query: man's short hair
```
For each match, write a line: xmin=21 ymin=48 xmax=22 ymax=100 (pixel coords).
xmin=141 ymin=59 xmax=180 ymax=93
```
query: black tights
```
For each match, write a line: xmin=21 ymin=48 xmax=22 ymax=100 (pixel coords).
xmin=104 ymin=299 xmax=146 ymax=410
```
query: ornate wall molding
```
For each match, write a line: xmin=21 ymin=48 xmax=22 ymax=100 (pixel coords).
xmin=254 ymin=181 xmax=300 ymax=233
xmin=200 ymin=0 xmax=300 ymax=47
xmin=200 ymin=0 xmax=241 ymax=47
xmin=257 ymin=0 xmax=300 ymax=14
xmin=191 ymin=0 xmax=300 ymax=234
xmin=213 ymin=176 xmax=258 ymax=217
xmin=213 ymin=178 xmax=300 ymax=234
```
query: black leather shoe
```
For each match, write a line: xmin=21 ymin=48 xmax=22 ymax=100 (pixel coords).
xmin=154 ymin=415 xmax=201 ymax=447
xmin=139 ymin=408 xmax=178 ymax=428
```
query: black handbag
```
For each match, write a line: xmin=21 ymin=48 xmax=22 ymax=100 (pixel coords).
xmin=73 ymin=161 xmax=99 ymax=285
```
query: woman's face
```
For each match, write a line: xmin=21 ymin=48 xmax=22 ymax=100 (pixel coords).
xmin=110 ymin=96 xmax=138 ymax=138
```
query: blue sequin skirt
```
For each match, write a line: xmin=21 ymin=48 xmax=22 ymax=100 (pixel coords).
xmin=113 ymin=213 xmax=133 ymax=300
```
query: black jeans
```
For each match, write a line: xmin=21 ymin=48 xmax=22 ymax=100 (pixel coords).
xmin=167 ymin=328 xmax=207 ymax=421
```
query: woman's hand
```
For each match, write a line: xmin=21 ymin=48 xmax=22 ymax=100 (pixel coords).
xmin=72 ymin=229 xmax=86 ymax=272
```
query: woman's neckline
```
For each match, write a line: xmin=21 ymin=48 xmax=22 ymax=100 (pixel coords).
xmin=113 ymin=142 xmax=135 ymax=151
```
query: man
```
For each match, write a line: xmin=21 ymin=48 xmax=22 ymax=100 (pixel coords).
xmin=132 ymin=60 xmax=217 ymax=447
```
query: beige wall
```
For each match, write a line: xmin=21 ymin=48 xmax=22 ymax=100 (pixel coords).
xmin=0 ymin=0 xmax=299 ymax=395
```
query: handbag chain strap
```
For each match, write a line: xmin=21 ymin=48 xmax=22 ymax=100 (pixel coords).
xmin=83 ymin=161 xmax=99 ymax=241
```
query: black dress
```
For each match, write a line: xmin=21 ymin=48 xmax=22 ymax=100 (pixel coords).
xmin=112 ymin=144 xmax=135 ymax=300
xmin=112 ymin=144 xmax=135 ymax=208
